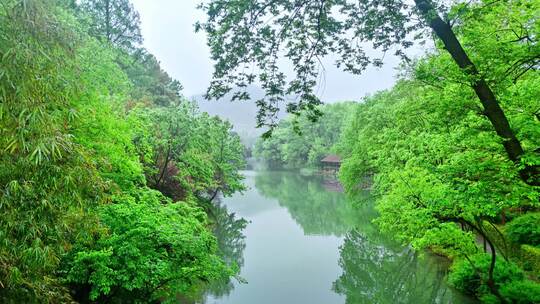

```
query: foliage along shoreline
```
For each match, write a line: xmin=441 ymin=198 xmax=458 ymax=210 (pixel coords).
xmin=254 ymin=102 xmax=355 ymax=171
xmin=252 ymin=1 xmax=540 ymax=302
xmin=0 ymin=1 xmax=246 ymax=302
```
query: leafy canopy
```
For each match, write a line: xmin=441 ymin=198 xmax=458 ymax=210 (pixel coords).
xmin=197 ymin=0 xmax=457 ymax=131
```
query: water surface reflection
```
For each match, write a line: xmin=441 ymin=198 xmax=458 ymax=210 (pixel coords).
xmin=203 ymin=171 xmax=475 ymax=304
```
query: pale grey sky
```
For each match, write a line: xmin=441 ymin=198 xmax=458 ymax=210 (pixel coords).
xmin=131 ymin=0 xmax=400 ymax=102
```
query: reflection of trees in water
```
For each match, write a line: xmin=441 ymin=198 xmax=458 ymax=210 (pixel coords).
xmin=197 ymin=172 xmax=474 ymax=303
xmin=333 ymin=230 xmax=475 ymax=304
xmin=254 ymin=171 xmax=364 ymax=236
xmin=205 ymin=200 xmax=248 ymax=298
xmin=255 ymin=171 xmax=474 ymax=304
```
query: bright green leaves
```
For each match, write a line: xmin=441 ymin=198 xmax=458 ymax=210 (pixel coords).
xmin=448 ymin=253 xmax=533 ymax=302
xmin=64 ymin=189 xmax=233 ymax=302
xmin=129 ymin=102 xmax=246 ymax=201
xmin=506 ymin=213 xmax=540 ymax=246
xmin=0 ymin=2 xmax=107 ymax=301
xmin=338 ymin=76 xmax=539 ymax=259
xmin=334 ymin=1 xmax=540 ymax=300
xmin=0 ymin=1 xmax=244 ymax=302
xmin=67 ymin=248 xmax=115 ymax=300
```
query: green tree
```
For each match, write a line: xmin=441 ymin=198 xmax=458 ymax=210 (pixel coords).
xmin=338 ymin=76 xmax=539 ymax=301
xmin=254 ymin=103 xmax=354 ymax=169
xmin=119 ymin=48 xmax=184 ymax=107
xmin=332 ymin=5 xmax=540 ymax=299
xmin=129 ymin=103 xmax=200 ymax=200
xmin=1 ymin=1 xmax=245 ymax=302
xmin=129 ymin=102 xmax=246 ymax=202
xmin=201 ymin=116 xmax=247 ymax=200
xmin=63 ymin=188 xmax=233 ymax=302
xmin=198 ymin=0 xmax=539 ymax=185
xmin=80 ymin=0 xmax=142 ymax=50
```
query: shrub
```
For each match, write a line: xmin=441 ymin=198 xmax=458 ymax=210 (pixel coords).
xmin=63 ymin=189 xmax=233 ymax=302
xmin=521 ymin=245 xmax=540 ymax=279
xmin=448 ymin=253 xmax=523 ymax=298
xmin=506 ymin=213 xmax=540 ymax=246
xmin=500 ymin=280 xmax=540 ymax=304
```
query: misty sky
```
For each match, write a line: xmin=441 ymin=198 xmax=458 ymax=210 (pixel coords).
xmin=131 ymin=0 xmax=401 ymax=102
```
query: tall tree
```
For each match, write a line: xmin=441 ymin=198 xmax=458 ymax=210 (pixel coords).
xmin=80 ymin=0 xmax=142 ymax=49
xmin=197 ymin=0 xmax=539 ymax=185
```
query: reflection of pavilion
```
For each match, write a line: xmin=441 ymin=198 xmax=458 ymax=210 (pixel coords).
xmin=322 ymin=178 xmax=344 ymax=192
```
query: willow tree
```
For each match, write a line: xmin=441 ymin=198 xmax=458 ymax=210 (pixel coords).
xmin=197 ymin=0 xmax=539 ymax=186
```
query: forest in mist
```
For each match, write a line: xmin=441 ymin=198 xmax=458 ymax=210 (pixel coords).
xmin=1 ymin=0 xmax=539 ymax=303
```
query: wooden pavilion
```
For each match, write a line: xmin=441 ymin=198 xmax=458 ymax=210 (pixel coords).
xmin=320 ymin=154 xmax=341 ymax=175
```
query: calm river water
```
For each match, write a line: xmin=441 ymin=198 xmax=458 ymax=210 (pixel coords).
xmin=203 ymin=170 xmax=476 ymax=304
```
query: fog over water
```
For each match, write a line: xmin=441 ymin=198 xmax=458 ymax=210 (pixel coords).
xmin=131 ymin=0 xmax=400 ymax=102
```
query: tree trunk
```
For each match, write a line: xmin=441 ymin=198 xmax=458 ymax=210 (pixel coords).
xmin=155 ymin=144 xmax=172 ymax=188
xmin=105 ymin=0 xmax=111 ymax=42
xmin=484 ymin=231 xmax=507 ymax=304
xmin=464 ymin=219 xmax=508 ymax=303
xmin=209 ymin=188 xmax=219 ymax=202
xmin=414 ymin=0 xmax=539 ymax=186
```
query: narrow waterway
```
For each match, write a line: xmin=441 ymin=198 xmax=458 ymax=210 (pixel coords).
xmin=204 ymin=171 xmax=476 ymax=304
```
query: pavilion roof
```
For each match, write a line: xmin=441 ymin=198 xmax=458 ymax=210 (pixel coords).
xmin=320 ymin=154 xmax=341 ymax=163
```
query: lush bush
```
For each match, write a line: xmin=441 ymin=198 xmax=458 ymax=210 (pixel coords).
xmin=0 ymin=1 xmax=245 ymax=302
xmin=0 ymin=2 xmax=106 ymax=301
xmin=448 ymin=254 xmax=523 ymax=297
xmin=448 ymin=253 xmax=540 ymax=303
xmin=63 ymin=189 xmax=233 ymax=302
xmin=499 ymin=280 xmax=540 ymax=304
xmin=520 ymin=245 xmax=540 ymax=279
xmin=506 ymin=213 xmax=540 ymax=246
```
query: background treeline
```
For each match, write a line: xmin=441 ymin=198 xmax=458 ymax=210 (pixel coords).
xmin=254 ymin=102 xmax=354 ymax=169
xmin=0 ymin=0 xmax=245 ymax=302
xmin=256 ymin=0 xmax=540 ymax=302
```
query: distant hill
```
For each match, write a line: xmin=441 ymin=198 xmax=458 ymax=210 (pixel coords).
xmin=191 ymin=86 xmax=286 ymax=147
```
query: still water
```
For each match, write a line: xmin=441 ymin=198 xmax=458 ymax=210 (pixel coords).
xmin=204 ymin=171 xmax=476 ymax=304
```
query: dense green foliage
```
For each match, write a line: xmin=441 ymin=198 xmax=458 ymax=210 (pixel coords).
xmin=63 ymin=189 xmax=232 ymax=302
xmin=242 ymin=0 xmax=540 ymax=302
xmin=506 ymin=213 xmax=540 ymax=246
xmin=198 ymin=0 xmax=540 ymax=190
xmin=448 ymin=254 xmax=540 ymax=303
xmin=128 ymin=102 xmax=246 ymax=201
xmin=0 ymin=3 xmax=105 ymax=301
xmin=334 ymin=1 xmax=540 ymax=301
xmin=520 ymin=245 xmax=540 ymax=279
xmin=0 ymin=1 xmax=245 ymax=302
xmin=254 ymin=103 xmax=354 ymax=169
